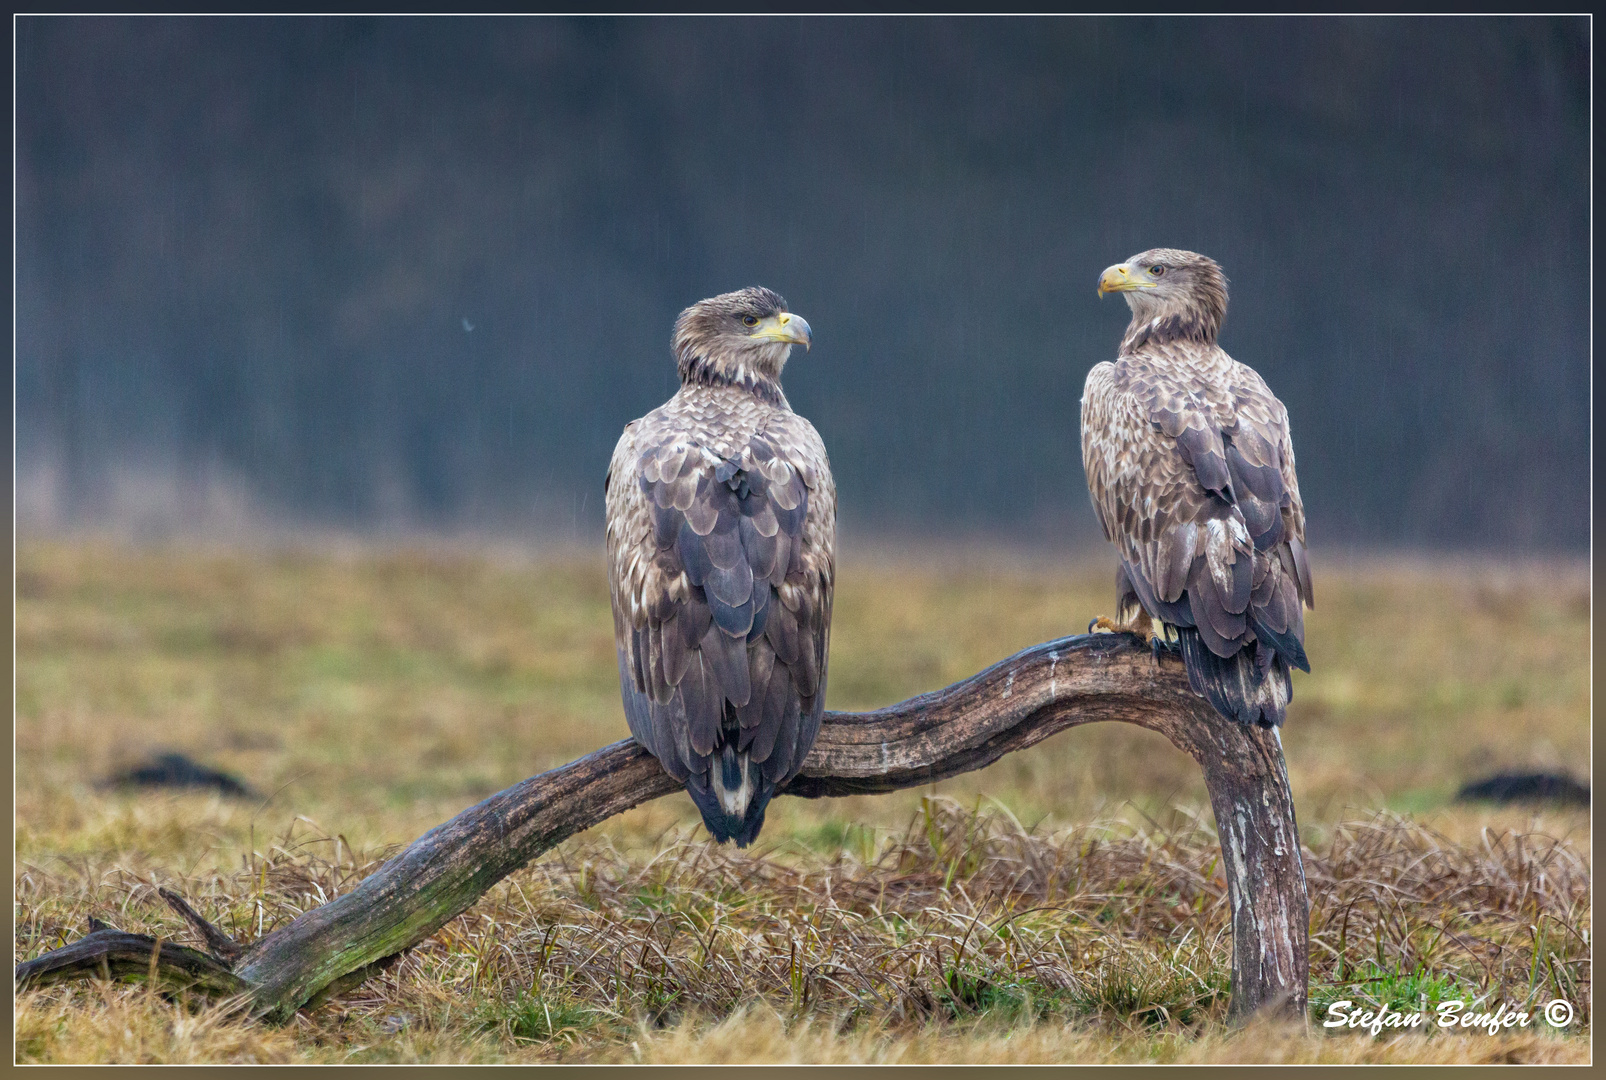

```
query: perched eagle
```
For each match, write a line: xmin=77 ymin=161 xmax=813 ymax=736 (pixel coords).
xmin=605 ymin=287 xmax=835 ymax=846
xmin=1082 ymin=249 xmax=1313 ymax=727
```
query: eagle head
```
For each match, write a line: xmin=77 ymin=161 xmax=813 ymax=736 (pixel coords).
xmin=673 ymin=286 xmax=813 ymax=391
xmin=1098 ymin=249 xmax=1228 ymax=348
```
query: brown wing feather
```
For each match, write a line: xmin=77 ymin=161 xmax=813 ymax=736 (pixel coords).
xmin=1082 ymin=344 xmax=1310 ymax=675
xmin=606 ymin=396 xmax=834 ymax=790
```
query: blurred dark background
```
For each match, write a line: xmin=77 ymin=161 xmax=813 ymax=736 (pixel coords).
xmin=15 ymin=17 xmax=1589 ymax=550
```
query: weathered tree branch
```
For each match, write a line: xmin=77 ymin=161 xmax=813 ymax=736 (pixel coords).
xmin=16 ymin=920 xmax=247 ymax=997
xmin=16 ymin=632 xmax=1308 ymax=1024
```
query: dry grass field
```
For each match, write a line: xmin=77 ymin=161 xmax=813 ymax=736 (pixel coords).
xmin=13 ymin=538 xmax=1591 ymax=1063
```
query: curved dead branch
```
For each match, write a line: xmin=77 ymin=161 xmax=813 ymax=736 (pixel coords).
xmin=16 ymin=632 xmax=1308 ymax=1024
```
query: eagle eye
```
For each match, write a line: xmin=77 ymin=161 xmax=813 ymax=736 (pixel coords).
xmin=742 ymin=314 xmax=760 ymax=327
xmin=1150 ymin=265 xmax=1166 ymax=277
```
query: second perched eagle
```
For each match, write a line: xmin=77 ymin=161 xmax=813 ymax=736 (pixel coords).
xmin=1082 ymin=249 xmax=1313 ymax=727
xmin=605 ymin=287 xmax=835 ymax=846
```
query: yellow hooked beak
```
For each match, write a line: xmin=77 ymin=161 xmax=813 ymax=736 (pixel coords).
xmin=1097 ymin=263 xmax=1157 ymax=298
xmin=752 ymin=311 xmax=812 ymax=350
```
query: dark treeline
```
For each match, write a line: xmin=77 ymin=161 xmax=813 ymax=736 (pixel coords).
xmin=16 ymin=17 xmax=1589 ymax=549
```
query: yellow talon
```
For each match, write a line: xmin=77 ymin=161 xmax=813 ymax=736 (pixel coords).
xmin=1088 ymin=615 xmax=1155 ymax=644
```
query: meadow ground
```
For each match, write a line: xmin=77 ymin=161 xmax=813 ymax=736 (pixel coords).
xmin=13 ymin=538 xmax=1591 ymax=1063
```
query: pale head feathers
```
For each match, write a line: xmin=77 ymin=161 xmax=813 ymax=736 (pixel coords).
xmin=1109 ymin=248 xmax=1229 ymax=353
xmin=673 ymin=286 xmax=803 ymax=402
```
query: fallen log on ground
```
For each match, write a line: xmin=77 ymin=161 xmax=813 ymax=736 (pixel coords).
xmin=15 ymin=631 xmax=1309 ymax=1024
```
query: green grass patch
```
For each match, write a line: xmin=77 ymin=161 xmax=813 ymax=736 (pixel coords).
xmin=476 ymin=988 xmax=608 ymax=1046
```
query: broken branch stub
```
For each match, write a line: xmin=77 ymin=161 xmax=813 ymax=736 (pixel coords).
xmin=15 ymin=632 xmax=1308 ymax=1024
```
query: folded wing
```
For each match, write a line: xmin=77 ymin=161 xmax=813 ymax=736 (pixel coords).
xmin=607 ymin=413 xmax=834 ymax=836
xmin=1082 ymin=356 xmax=1311 ymax=726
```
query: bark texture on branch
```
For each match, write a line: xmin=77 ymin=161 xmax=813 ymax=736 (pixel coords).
xmin=16 ymin=922 xmax=246 ymax=997
xmin=16 ymin=632 xmax=1308 ymax=1024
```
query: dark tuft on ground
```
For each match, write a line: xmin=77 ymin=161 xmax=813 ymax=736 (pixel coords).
xmin=102 ymin=752 xmax=257 ymax=800
xmin=1455 ymin=771 xmax=1589 ymax=807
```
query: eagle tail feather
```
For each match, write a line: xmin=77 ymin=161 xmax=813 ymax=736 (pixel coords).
xmin=684 ymin=708 xmax=776 ymax=847
xmin=686 ymin=752 xmax=775 ymax=847
xmin=1177 ymin=628 xmax=1291 ymax=728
